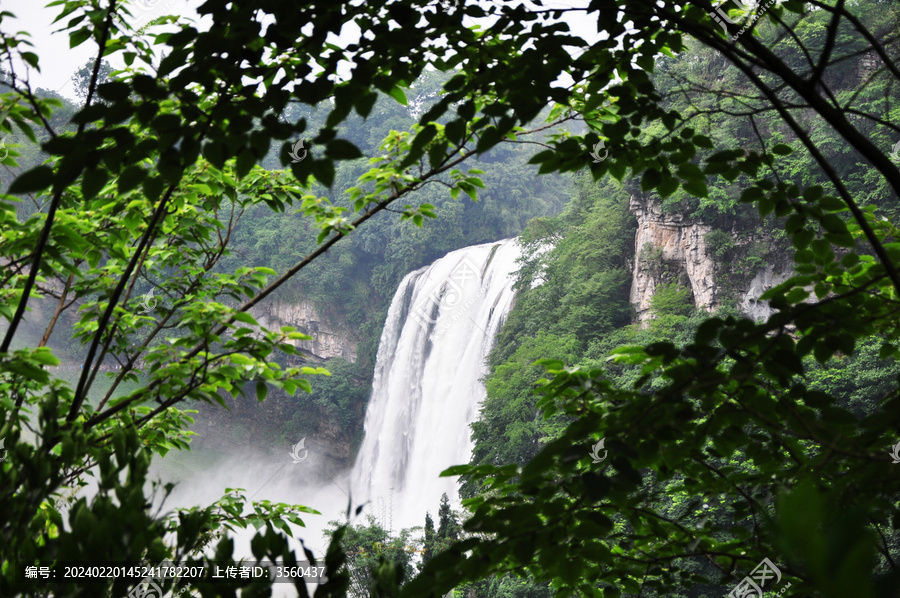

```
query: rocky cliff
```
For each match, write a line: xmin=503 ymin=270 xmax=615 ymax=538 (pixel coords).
xmin=629 ymin=195 xmax=791 ymax=325
xmin=629 ymin=195 xmax=717 ymax=323
xmin=252 ymin=300 xmax=358 ymax=362
xmin=191 ymin=299 xmax=361 ymax=467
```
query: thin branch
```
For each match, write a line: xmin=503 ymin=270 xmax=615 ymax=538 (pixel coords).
xmin=37 ymin=273 xmax=74 ymax=347
xmin=68 ymin=181 xmax=176 ymax=420
xmin=0 ymin=2 xmax=118 ymax=353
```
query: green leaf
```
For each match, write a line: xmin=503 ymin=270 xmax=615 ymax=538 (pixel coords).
xmin=325 ymin=139 xmax=363 ymax=160
xmin=81 ymin=168 xmax=108 ymax=200
xmin=641 ymin=169 xmax=661 ymax=192
xmin=740 ymin=186 xmax=764 ymax=203
xmin=355 ymin=91 xmax=378 ymax=117
xmin=21 ymin=52 xmax=39 ymax=70
xmin=118 ymin=166 xmax=147 ymax=194
xmin=232 ymin=312 xmax=257 ymax=325
xmin=657 ymin=172 xmax=679 ymax=198
xmin=771 ymin=143 xmax=793 ymax=155
xmin=30 ymin=349 xmax=60 ymax=366
xmin=203 ymin=142 xmax=226 ymax=170
xmin=69 ymin=27 xmax=92 ymax=48
xmin=310 ymin=160 xmax=335 ymax=188
xmin=97 ymin=81 xmax=131 ymax=102
xmin=388 ymin=85 xmax=408 ymax=105
xmin=9 ymin=166 xmax=54 ymax=194
xmin=235 ymin=149 xmax=256 ymax=179
xmin=818 ymin=195 xmax=844 ymax=212
xmin=681 ymin=177 xmax=708 ymax=198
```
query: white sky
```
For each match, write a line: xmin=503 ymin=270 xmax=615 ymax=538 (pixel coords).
xmin=2 ymin=0 xmax=202 ymax=98
xmin=3 ymin=0 xmax=604 ymax=101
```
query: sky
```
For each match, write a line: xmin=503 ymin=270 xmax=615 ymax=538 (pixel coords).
xmin=3 ymin=0 xmax=601 ymax=101
xmin=4 ymin=0 xmax=201 ymax=99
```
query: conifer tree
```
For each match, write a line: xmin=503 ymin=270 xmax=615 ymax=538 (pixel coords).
xmin=437 ymin=493 xmax=460 ymax=543
xmin=423 ymin=512 xmax=435 ymax=566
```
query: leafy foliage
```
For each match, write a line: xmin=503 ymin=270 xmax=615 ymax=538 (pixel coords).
xmin=325 ymin=515 xmax=418 ymax=598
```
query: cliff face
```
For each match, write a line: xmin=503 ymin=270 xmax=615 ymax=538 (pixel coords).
xmin=191 ymin=300 xmax=361 ymax=467
xmin=191 ymin=387 xmax=363 ymax=468
xmin=252 ymin=300 xmax=357 ymax=362
xmin=629 ymin=195 xmax=717 ymax=323
xmin=629 ymin=195 xmax=791 ymax=324
xmin=738 ymin=264 xmax=792 ymax=321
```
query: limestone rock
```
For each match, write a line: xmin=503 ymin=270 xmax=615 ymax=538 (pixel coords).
xmin=252 ymin=300 xmax=357 ymax=362
xmin=629 ymin=195 xmax=716 ymax=325
xmin=629 ymin=194 xmax=791 ymax=325
xmin=739 ymin=264 xmax=792 ymax=322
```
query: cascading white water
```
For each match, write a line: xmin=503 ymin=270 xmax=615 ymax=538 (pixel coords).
xmin=349 ymin=238 xmax=521 ymax=532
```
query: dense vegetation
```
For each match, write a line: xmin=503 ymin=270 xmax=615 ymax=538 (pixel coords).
xmin=225 ymin=85 xmax=569 ymax=352
xmin=1 ymin=0 xmax=900 ymax=598
xmin=0 ymin=73 xmax=568 ymax=450
xmin=475 ymin=1 xmax=900 ymax=479
xmin=459 ymin=15 xmax=900 ymax=593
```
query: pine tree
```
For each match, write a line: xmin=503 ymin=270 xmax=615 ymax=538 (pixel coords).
xmin=437 ymin=493 xmax=451 ymax=539
xmin=437 ymin=493 xmax=460 ymax=543
xmin=423 ymin=512 xmax=435 ymax=566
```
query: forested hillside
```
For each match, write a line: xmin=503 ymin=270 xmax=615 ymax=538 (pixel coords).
xmin=456 ymin=23 xmax=900 ymax=596
xmin=474 ymin=25 xmax=900 ymax=483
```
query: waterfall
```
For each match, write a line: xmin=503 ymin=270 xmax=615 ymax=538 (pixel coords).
xmin=349 ymin=238 xmax=521 ymax=532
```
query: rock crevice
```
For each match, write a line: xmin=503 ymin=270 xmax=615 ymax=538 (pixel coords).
xmin=629 ymin=195 xmax=717 ymax=324
xmin=252 ymin=300 xmax=357 ymax=362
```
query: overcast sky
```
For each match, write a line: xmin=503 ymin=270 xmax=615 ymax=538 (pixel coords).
xmin=5 ymin=0 xmax=201 ymax=99
xmin=4 ymin=0 xmax=600 ymax=101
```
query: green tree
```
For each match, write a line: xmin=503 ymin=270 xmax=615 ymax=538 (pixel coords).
xmin=401 ymin=0 xmax=900 ymax=596
xmin=0 ymin=0 xmax=543 ymax=595
xmin=325 ymin=516 xmax=418 ymax=598
xmin=72 ymin=58 xmax=113 ymax=102
xmin=465 ymin=331 xmax=581 ymax=495
xmin=422 ymin=513 xmax=435 ymax=568
xmin=436 ymin=493 xmax=460 ymax=546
